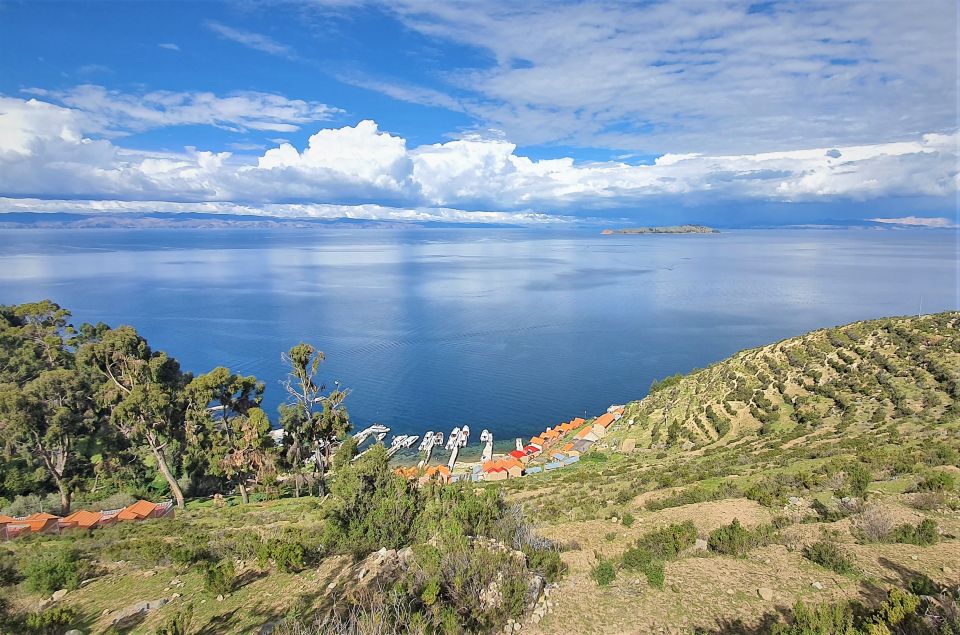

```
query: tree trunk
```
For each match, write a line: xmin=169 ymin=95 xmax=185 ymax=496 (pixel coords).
xmin=150 ymin=443 xmax=185 ymax=509
xmin=57 ymin=481 xmax=71 ymax=516
xmin=238 ymin=481 xmax=249 ymax=504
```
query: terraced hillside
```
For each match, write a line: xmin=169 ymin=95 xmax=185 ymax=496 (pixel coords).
xmin=500 ymin=312 xmax=959 ymax=633
xmin=611 ymin=311 xmax=959 ymax=452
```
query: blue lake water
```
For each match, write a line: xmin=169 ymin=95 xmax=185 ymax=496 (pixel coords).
xmin=0 ymin=227 xmax=956 ymax=440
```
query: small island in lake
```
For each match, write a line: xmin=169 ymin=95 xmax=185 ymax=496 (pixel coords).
xmin=602 ymin=225 xmax=719 ymax=234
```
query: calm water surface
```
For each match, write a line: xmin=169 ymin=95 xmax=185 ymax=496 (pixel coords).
xmin=0 ymin=228 xmax=956 ymax=439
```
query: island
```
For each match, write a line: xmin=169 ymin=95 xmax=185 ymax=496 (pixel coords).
xmin=602 ymin=224 xmax=718 ymax=234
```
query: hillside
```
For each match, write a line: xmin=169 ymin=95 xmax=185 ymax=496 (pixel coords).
xmin=499 ymin=312 xmax=959 ymax=633
xmin=1 ymin=313 xmax=957 ymax=634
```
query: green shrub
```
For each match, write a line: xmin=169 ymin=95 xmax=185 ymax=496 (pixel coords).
xmin=21 ymin=547 xmax=91 ymax=595
xmin=202 ymin=559 xmax=235 ymax=595
xmin=522 ymin=546 xmax=567 ymax=583
xmin=634 ymin=521 xmax=697 ymax=559
xmin=23 ymin=606 xmax=78 ymax=635
xmin=770 ymin=600 xmax=856 ymax=634
xmin=916 ymin=471 xmax=955 ymax=492
xmin=888 ymin=519 xmax=938 ymax=546
xmin=155 ymin=603 xmax=193 ymax=635
xmin=620 ymin=547 xmax=664 ymax=589
xmin=707 ymin=518 xmax=753 ymax=556
xmin=621 ymin=512 xmax=635 ymax=528
xmin=591 ymin=555 xmax=616 ymax=587
xmin=0 ymin=549 xmax=20 ymax=586
xmin=803 ymin=538 xmax=855 ymax=574
xmin=843 ymin=464 xmax=871 ymax=499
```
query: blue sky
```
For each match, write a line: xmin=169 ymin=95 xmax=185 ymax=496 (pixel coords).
xmin=0 ymin=0 xmax=957 ymax=226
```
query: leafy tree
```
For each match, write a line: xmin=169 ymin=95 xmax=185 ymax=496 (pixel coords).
xmin=78 ymin=326 xmax=190 ymax=508
xmin=278 ymin=343 xmax=350 ymax=496
xmin=0 ymin=369 xmax=98 ymax=514
xmin=0 ymin=300 xmax=74 ymax=384
xmin=186 ymin=367 xmax=275 ymax=503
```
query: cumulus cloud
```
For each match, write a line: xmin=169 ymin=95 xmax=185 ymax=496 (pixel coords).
xmin=20 ymin=85 xmax=340 ymax=135
xmin=0 ymin=93 xmax=956 ymax=218
xmin=332 ymin=0 xmax=957 ymax=154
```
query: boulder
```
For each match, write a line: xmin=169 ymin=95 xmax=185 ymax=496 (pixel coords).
xmin=757 ymin=587 xmax=774 ymax=601
xmin=811 ymin=581 xmax=824 ymax=590
xmin=51 ymin=588 xmax=69 ymax=602
xmin=64 ymin=630 xmax=84 ymax=635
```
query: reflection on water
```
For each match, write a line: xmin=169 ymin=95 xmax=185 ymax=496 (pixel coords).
xmin=0 ymin=227 xmax=956 ymax=437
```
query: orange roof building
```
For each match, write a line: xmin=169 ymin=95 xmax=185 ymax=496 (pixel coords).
xmin=117 ymin=500 xmax=157 ymax=521
xmin=60 ymin=510 xmax=103 ymax=530
xmin=594 ymin=412 xmax=616 ymax=428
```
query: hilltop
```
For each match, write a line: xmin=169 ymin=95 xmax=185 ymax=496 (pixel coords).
xmin=0 ymin=312 xmax=957 ymax=634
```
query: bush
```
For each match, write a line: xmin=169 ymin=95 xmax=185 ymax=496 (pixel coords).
xmin=843 ymin=464 xmax=871 ymax=499
xmin=803 ymin=537 xmax=855 ymax=574
xmin=888 ymin=519 xmax=938 ymax=546
xmin=591 ymin=554 xmax=616 ymax=587
xmin=23 ymin=606 xmax=78 ymax=635
xmin=522 ymin=546 xmax=567 ymax=583
xmin=916 ymin=471 xmax=956 ymax=492
xmin=202 ymin=559 xmax=235 ymax=595
xmin=707 ymin=518 xmax=779 ymax=557
xmin=853 ymin=505 xmax=894 ymax=543
xmin=0 ymin=549 xmax=20 ymax=587
xmin=256 ymin=538 xmax=306 ymax=573
xmin=21 ymin=547 xmax=91 ymax=595
xmin=621 ymin=512 xmax=635 ymax=528
xmin=621 ymin=546 xmax=665 ymax=589
xmin=155 ymin=603 xmax=193 ymax=635
xmin=633 ymin=521 xmax=697 ymax=559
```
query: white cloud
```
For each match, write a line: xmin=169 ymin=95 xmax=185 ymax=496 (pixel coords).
xmin=158 ymin=43 xmax=180 ymax=51
xmin=205 ymin=21 xmax=295 ymax=59
xmin=18 ymin=85 xmax=341 ymax=135
xmin=335 ymin=0 xmax=958 ymax=155
xmin=0 ymin=197 xmax=568 ymax=225
xmin=0 ymin=92 xmax=956 ymax=217
xmin=870 ymin=216 xmax=958 ymax=228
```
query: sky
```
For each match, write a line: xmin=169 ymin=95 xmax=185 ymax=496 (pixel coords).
xmin=0 ymin=0 xmax=957 ymax=227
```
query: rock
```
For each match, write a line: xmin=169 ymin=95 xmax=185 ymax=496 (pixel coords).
xmin=532 ymin=615 xmax=541 ymax=625
xmin=171 ymin=593 xmax=181 ymax=600
xmin=64 ymin=630 xmax=84 ymax=635
xmin=327 ymin=582 xmax=336 ymax=590
xmin=727 ymin=589 xmax=735 ymax=596
xmin=217 ymin=594 xmax=224 ymax=602
xmin=788 ymin=496 xmax=803 ymax=506
xmin=357 ymin=567 xmax=368 ymax=580
xmin=611 ymin=516 xmax=619 ymax=524
xmin=942 ymin=566 xmax=953 ymax=575
xmin=526 ymin=574 xmax=545 ymax=609
xmin=758 ymin=587 xmax=774 ymax=601
xmin=910 ymin=555 xmax=918 ymax=561
xmin=693 ymin=538 xmax=708 ymax=551
xmin=79 ymin=579 xmax=95 ymax=587
xmin=812 ymin=581 xmax=824 ymax=590
xmin=513 ymin=622 xmax=521 ymax=631
xmin=143 ymin=569 xmax=157 ymax=577
xmin=52 ymin=588 xmax=69 ymax=601
xmin=101 ymin=609 xmax=111 ymax=616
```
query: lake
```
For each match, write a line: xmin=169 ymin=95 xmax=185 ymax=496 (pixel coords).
xmin=0 ymin=227 xmax=956 ymax=440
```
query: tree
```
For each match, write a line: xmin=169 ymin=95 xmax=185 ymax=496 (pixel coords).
xmin=186 ymin=367 xmax=274 ymax=503
xmin=0 ymin=301 xmax=74 ymax=384
xmin=77 ymin=326 xmax=190 ymax=508
xmin=279 ymin=343 xmax=350 ymax=497
xmin=0 ymin=369 xmax=98 ymax=514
